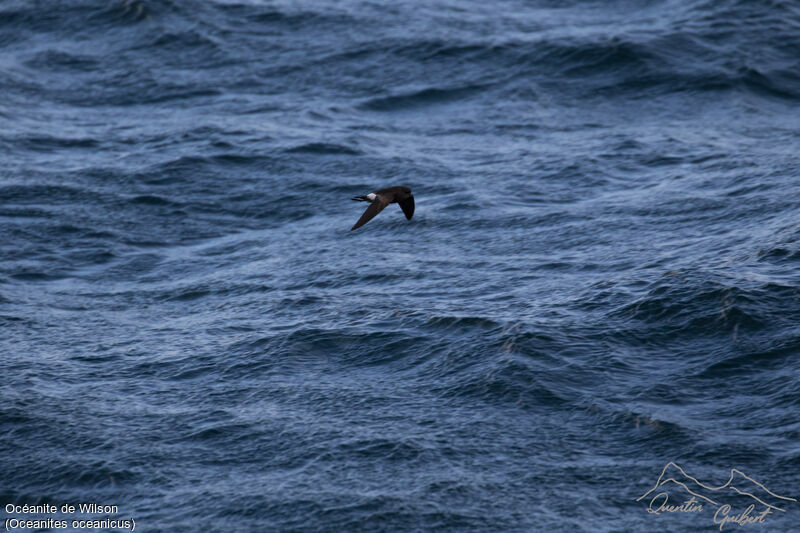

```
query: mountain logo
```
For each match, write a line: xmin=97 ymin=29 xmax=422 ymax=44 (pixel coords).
xmin=636 ymin=462 xmax=796 ymax=529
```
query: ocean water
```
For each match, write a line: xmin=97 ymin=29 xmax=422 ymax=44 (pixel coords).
xmin=2 ymin=0 xmax=799 ymax=531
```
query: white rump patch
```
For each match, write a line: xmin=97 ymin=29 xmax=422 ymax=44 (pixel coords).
xmin=367 ymin=193 xmax=377 ymax=201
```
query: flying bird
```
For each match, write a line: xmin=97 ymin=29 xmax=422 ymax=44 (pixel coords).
xmin=350 ymin=186 xmax=414 ymax=231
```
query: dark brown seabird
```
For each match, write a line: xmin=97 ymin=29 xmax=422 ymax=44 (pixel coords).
xmin=350 ymin=186 xmax=414 ymax=230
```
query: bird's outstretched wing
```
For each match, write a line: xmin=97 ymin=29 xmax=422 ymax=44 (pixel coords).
xmin=351 ymin=196 xmax=389 ymax=230
xmin=398 ymin=195 xmax=414 ymax=220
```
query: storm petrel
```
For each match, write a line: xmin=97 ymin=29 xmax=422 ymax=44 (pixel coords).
xmin=350 ymin=186 xmax=414 ymax=230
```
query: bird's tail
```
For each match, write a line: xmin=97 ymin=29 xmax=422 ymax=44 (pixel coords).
xmin=351 ymin=195 xmax=370 ymax=202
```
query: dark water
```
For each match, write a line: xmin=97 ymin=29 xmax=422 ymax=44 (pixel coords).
xmin=2 ymin=0 xmax=799 ymax=531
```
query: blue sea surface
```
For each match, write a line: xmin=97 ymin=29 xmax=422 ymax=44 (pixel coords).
xmin=2 ymin=0 xmax=799 ymax=531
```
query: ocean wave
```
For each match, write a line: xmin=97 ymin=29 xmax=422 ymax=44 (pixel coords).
xmin=284 ymin=142 xmax=362 ymax=155
xmin=611 ymin=274 xmax=800 ymax=342
xmin=23 ymin=50 xmax=101 ymax=73
xmin=696 ymin=331 xmax=800 ymax=379
xmin=423 ymin=315 xmax=501 ymax=330
xmin=216 ymin=1 xmax=356 ymax=29
xmin=0 ymin=183 xmax=106 ymax=204
xmin=128 ymin=194 xmax=178 ymax=206
xmin=360 ymin=84 xmax=490 ymax=112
